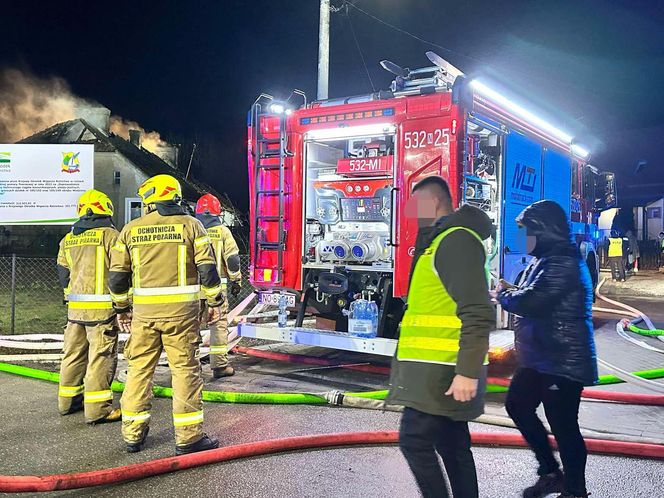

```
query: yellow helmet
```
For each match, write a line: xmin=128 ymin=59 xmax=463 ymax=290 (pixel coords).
xmin=137 ymin=174 xmax=182 ymax=204
xmin=77 ymin=189 xmax=114 ymax=218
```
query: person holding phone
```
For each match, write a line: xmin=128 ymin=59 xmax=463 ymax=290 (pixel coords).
xmin=496 ymin=200 xmax=597 ymax=498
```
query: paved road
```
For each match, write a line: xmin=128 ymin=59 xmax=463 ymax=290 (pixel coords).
xmin=1 ymin=296 xmax=663 ymax=497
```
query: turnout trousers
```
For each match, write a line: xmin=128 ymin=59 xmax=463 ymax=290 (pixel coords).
xmin=205 ymin=290 xmax=230 ymax=369
xmin=58 ymin=320 xmax=119 ymax=422
xmin=120 ymin=315 xmax=204 ymax=446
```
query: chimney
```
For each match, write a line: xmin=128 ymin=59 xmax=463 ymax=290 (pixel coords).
xmin=153 ymin=144 xmax=179 ymax=168
xmin=129 ymin=129 xmax=142 ymax=148
xmin=74 ymin=106 xmax=111 ymax=132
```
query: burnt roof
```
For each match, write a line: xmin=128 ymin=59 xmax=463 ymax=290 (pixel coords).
xmin=18 ymin=119 xmax=226 ymax=204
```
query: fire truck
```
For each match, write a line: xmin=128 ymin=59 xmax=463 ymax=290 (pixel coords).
xmin=240 ymin=52 xmax=616 ymax=356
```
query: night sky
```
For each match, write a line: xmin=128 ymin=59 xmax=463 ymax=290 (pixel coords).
xmin=2 ymin=0 xmax=664 ymax=211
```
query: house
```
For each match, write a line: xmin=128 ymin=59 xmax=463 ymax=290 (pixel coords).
xmin=1 ymin=107 xmax=241 ymax=256
xmin=635 ymin=197 xmax=664 ymax=240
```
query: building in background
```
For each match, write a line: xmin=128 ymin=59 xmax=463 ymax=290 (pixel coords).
xmin=635 ymin=197 xmax=664 ymax=240
xmin=1 ymin=107 xmax=240 ymax=255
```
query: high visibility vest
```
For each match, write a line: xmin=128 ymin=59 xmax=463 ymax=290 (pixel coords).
xmin=397 ymin=226 xmax=489 ymax=366
xmin=608 ymin=238 xmax=623 ymax=258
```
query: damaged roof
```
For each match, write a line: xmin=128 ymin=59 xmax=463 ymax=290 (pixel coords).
xmin=18 ymin=118 xmax=228 ymax=205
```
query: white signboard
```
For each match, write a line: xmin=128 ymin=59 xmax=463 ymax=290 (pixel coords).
xmin=0 ymin=144 xmax=94 ymax=225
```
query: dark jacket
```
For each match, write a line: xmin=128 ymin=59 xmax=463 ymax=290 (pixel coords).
xmin=387 ymin=205 xmax=495 ymax=420
xmin=498 ymin=201 xmax=598 ymax=386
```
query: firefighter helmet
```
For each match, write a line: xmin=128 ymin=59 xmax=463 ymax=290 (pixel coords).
xmin=77 ymin=189 xmax=114 ymax=218
xmin=195 ymin=193 xmax=222 ymax=216
xmin=137 ymin=174 xmax=182 ymax=204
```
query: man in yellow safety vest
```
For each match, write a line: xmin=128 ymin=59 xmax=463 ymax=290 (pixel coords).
xmin=388 ymin=176 xmax=494 ymax=498
xmin=607 ymin=230 xmax=626 ymax=281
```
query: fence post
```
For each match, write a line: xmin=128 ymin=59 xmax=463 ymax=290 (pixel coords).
xmin=10 ymin=253 xmax=17 ymax=334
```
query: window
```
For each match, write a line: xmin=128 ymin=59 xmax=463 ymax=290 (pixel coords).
xmin=647 ymin=207 xmax=661 ymax=219
xmin=125 ymin=197 xmax=143 ymax=224
xmin=114 ymin=171 xmax=121 ymax=185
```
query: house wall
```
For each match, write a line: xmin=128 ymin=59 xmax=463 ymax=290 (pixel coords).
xmin=645 ymin=198 xmax=664 ymax=240
xmin=95 ymin=152 xmax=148 ymax=228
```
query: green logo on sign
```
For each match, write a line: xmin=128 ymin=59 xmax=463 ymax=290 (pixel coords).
xmin=0 ymin=152 xmax=10 ymax=164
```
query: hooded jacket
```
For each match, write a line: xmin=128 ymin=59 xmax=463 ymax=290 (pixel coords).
xmin=498 ymin=200 xmax=598 ymax=385
xmin=387 ymin=205 xmax=495 ymax=420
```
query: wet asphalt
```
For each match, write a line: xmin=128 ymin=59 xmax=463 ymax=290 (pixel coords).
xmin=1 ymin=297 xmax=663 ymax=497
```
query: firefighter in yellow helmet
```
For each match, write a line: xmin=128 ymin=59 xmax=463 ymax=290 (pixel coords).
xmin=56 ymin=189 xmax=121 ymax=424
xmin=195 ymin=193 xmax=242 ymax=378
xmin=109 ymin=174 xmax=224 ymax=454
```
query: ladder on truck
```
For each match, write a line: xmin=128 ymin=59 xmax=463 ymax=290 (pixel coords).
xmin=250 ymin=95 xmax=288 ymax=284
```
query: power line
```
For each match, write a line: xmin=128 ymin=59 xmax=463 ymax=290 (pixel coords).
xmin=345 ymin=7 xmax=376 ymax=92
xmin=343 ymin=1 xmax=485 ymax=65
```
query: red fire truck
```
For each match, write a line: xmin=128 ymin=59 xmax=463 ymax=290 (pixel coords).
xmin=241 ymin=52 xmax=616 ymax=356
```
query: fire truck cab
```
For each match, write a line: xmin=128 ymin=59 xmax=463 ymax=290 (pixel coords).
xmin=241 ymin=52 xmax=616 ymax=356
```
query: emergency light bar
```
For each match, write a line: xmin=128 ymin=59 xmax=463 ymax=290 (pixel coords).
xmin=305 ymin=123 xmax=397 ymax=141
xmin=470 ymin=80 xmax=573 ymax=144
xmin=571 ymin=144 xmax=590 ymax=159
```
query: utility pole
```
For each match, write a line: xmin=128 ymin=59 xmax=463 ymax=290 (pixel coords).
xmin=317 ymin=0 xmax=330 ymax=100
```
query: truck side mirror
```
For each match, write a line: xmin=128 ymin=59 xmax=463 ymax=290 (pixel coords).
xmin=594 ymin=172 xmax=617 ymax=211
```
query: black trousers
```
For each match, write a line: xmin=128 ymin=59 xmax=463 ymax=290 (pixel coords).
xmin=399 ymin=407 xmax=478 ymax=498
xmin=609 ymin=256 xmax=625 ymax=281
xmin=505 ymin=368 xmax=587 ymax=496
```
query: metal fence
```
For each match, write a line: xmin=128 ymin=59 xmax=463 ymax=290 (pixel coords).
xmin=0 ymin=254 xmax=254 ymax=335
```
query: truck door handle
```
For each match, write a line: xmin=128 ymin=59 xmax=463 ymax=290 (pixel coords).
xmin=389 ymin=187 xmax=399 ymax=247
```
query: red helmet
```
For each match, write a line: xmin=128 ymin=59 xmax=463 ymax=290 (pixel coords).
xmin=196 ymin=193 xmax=222 ymax=215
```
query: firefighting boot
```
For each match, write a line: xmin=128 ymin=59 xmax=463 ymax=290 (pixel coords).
xmin=88 ymin=408 xmax=122 ymax=426
xmin=175 ymin=434 xmax=220 ymax=455
xmin=523 ymin=470 xmax=564 ymax=498
xmin=212 ymin=366 xmax=235 ymax=379
xmin=61 ymin=399 xmax=84 ymax=415
xmin=126 ymin=426 xmax=150 ymax=453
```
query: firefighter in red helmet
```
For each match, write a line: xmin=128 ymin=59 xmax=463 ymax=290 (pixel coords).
xmin=195 ymin=193 xmax=242 ymax=378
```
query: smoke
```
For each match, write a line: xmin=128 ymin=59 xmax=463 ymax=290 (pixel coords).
xmin=0 ymin=68 xmax=80 ymax=142
xmin=0 ymin=67 xmax=167 ymax=153
xmin=109 ymin=116 xmax=167 ymax=152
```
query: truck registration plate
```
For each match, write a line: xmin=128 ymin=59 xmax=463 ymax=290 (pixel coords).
xmin=258 ymin=292 xmax=296 ymax=307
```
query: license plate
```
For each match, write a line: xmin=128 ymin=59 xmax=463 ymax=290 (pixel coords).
xmin=258 ymin=292 xmax=296 ymax=307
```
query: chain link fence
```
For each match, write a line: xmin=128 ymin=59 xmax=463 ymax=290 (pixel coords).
xmin=0 ymin=254 xmax=254 ymax=335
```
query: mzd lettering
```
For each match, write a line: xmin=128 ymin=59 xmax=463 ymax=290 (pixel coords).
xmin=130 ymin=224 xmax=185 ymax=245
xmin=512 ymin=162 xmax=537 ymax=193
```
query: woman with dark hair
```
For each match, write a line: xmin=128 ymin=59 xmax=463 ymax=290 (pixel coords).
xmin=497 ymin=200 xmax=597 ymax=498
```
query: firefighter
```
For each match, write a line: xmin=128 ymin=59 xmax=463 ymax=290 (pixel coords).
xmin=195 ymin=193 xmax=242 ymax=378
xmin=56 ymin=189 xmax=121 ymax=424
xmin=109 ymin=174 xmax=224 ymax=455
xmin=608 ymin=230 xmax=626 ymax=282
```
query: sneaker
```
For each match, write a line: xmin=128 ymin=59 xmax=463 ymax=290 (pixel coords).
xmin=175 ymin=434 xmax=219 ymax=455
xmin=212 ymin=366 xmax=235 ymax=379
xmin=88 ymin=408 xmax=122 ymax=426
xmin=126 ymin=426 xmax=150 ymax=453
xmin=523 ymin=470 xmax=564 ymax=498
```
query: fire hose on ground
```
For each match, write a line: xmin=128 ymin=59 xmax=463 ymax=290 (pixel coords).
xmin=0 ymin=430 xmax=663 ymax=493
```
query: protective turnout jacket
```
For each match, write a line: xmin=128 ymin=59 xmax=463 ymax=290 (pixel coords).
xmin=109 ymin=207 xmax=223 ymax=319
xmin=57 ymin=220 xmax=119 ymax=324
xmin=197 ymin=214 xmax=241 ymax=284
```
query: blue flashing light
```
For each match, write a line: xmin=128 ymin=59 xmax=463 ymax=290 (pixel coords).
xmin=383 ymin=108 xmax=394 ymax=116
xmin=301 ymin=117 xmax=311 ymax=125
